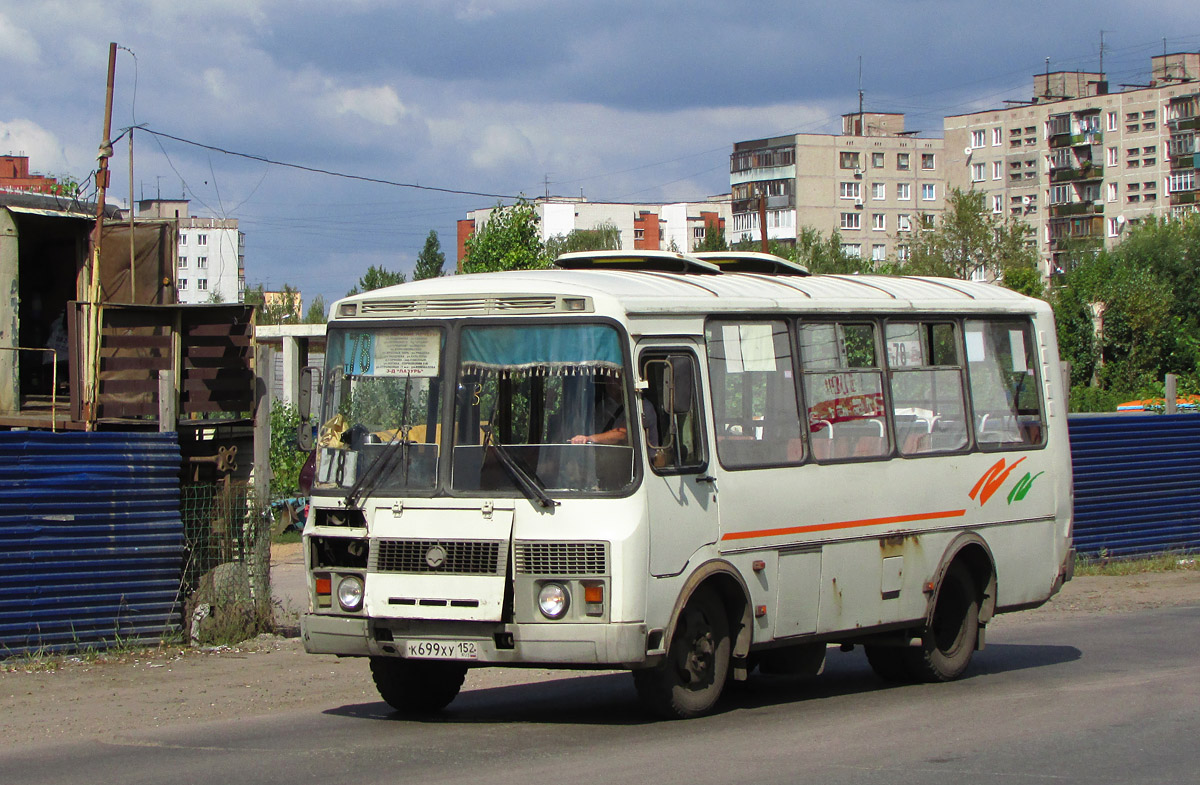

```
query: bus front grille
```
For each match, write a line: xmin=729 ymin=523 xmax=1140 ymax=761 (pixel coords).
xmin=515 ymin=542 xmax=608 ymax=576
xmin=359 ymin=295 xmax=561 ymax=316
xmin=372 ymin=539 xmax=505 ymax=575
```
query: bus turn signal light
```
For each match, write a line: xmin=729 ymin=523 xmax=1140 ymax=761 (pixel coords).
xmin=584 ymin=585 xmax=604 ymax=603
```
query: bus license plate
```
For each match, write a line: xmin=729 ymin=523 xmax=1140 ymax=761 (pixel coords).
xmin=405 ymin=639 xmax=479 ymax=660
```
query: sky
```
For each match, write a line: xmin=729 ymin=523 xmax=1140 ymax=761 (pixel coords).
xmin=2 ymin=1 xmax=1199 ymax=310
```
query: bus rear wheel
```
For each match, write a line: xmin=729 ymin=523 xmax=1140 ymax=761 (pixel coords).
xmin=370 ymin=657 xmax=467 ymax=715
xmin=633 ymin=587 xmax=731 ymax=719
xmin=910 ymin=561 xmax=980 ymax=682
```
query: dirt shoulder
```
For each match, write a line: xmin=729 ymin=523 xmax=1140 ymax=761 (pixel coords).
xmin=2 ymin=568 xmax=1197 ymax=750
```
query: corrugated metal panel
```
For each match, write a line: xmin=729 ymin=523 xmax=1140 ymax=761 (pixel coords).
xmin=1069 ymin=414 xmax=1200 ymax=558
xmin=0 ymin=432 xmax=183 ymax=657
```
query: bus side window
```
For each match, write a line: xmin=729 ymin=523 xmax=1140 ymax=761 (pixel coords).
xmin=965 ymin=320 xmax=1045 ymax=449
xmin=641 ymin=353 xmax=707 ymax=474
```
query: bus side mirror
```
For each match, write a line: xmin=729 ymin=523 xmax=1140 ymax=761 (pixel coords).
xmin=297 ymin=366 xmax=319 ymax=451
xmin=669 ymin=356 xmax=694 ymax=415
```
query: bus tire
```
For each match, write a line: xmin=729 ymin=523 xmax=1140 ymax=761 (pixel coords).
xmin=633 ymin=587 xmax=731 ymax=719
xmin=909 ymin=561 xmax=979 ymax=682
xmin=370 ymin=656 xmax=467 ymax=715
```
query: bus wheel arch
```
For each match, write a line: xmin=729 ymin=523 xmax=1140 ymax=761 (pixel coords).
xmin=634 ymin=561 xmax=751 ymax=719
xmin=928 ymin=533 xmax=997 ymax=628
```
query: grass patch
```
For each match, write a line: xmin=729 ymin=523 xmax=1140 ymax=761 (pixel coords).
xmin=272 ymin=529 xmax=302 ymax=545
xmin=1074 ymin=551 xmax=1198 ymax=577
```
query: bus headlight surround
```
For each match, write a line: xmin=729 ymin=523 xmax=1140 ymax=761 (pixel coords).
xmin=537 ymin=582 xmax=570 ymax=619
xmin=337 ymin=575 xmax=364 ymax=611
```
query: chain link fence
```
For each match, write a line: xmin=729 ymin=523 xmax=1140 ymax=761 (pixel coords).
xmin=180 ymin=480 xmax=274 ymax=644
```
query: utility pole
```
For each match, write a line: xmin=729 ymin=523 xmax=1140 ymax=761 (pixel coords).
xmin=758 ymin=185 xmax=769 ymax=254
xmin=83 ymin=41 xmax=117 ymax=428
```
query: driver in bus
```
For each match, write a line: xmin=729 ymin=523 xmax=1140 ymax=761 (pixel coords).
xmin=570 ymin=374 xmax=629 ymax=445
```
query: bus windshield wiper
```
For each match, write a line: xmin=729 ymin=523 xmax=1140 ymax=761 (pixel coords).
xmin=344 ymin=377 xmax=413 ymax=508
xmin=483 ymin=425 xmax=559 ymax=509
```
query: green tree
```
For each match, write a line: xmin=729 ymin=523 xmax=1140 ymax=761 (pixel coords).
xmin=346 ymin=265 xmax=406 ymax=297
xmin=545 ymin=221 xmax=622 ymax=258
xmin=461 ymin=198 xmax=551 ymax=273
xmin=245 ymin=282 xmax=301 ymax=325
xmin=790 ymin=226 xmax=873 ymax=275
xmin=903 ymin=188 xmax=1037 ymax=283
xmin=694 ymin=219 xmax=728 ymax=252
xmin=304 ymin=294 xmax=327 ymax=324
xmin=413 ymin=230 xmax=447 ymax=280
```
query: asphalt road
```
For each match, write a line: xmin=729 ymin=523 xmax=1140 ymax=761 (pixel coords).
xmin=5 ymin=604 xmax=1198 ymax=785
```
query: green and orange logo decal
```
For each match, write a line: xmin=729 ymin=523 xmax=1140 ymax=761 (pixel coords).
xmin=969 ymin=457 xmax=1043 ymax=506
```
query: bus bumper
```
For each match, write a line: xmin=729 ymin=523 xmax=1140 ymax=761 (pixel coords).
xmin=301 ymin=613 xmax=648 ymax=667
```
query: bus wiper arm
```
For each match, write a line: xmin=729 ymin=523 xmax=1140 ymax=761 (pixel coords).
xmin=483 ymin=427 xmax=559 ymax=509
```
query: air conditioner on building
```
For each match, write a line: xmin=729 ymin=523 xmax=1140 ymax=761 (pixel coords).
xmin=853 ymin=168 xmax=863 ymax=178
xmin=854 ymin=197 xmax=864 ymax=208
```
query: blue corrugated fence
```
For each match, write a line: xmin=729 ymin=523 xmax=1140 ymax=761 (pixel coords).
xmin=0 ymin=432 xmax=184 ymax=657
xmin=1068 ymin=414 xmax=1200 ymax=558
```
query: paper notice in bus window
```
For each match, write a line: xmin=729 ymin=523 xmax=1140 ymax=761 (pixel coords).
xmin=887 ymin=338 xmax=923 ymax=367
xmin=1008 ymin=330 xmax=1027 ymax=372
xmin=739 ymin=323 xmax=776 ymax=372
xmin=722 ymin=325 xmax=744 ymax=373
xmin=965 ymin=329 xmax=985 ymax=362
xmin=373 ymin=329 xmax=441 ymax=377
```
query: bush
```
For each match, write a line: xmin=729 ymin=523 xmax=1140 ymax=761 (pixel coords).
xmin=269 ymin=400 xmax=307 ymax=498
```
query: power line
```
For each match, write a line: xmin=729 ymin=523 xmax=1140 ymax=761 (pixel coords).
xmin=134 ymin=126 xmax=523 ymax=201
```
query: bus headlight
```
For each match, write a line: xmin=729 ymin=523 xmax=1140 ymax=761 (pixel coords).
xmin=537 ymin=583 xmax=570 ymax=619
xmin=337 ymin=575 xmax=364 ymax=611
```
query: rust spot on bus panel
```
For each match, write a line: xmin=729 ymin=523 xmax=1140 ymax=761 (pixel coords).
xmin=879 ymin=532 xmax=921 ymax=556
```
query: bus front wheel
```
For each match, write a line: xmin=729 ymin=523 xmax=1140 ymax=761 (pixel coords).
xmin=370 ymin=656 xmax=467 ymax=714
xmin=633 ymin=587 xmax=731 ymax=719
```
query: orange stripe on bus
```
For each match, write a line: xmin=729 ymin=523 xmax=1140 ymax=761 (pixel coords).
xmin=720 ymin=508 xmax=968 ymax=541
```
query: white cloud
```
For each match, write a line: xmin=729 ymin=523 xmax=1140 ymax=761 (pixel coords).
xmin=0 ymin=11 xmax=40 ymax=65
xmin=0 ymin=119 xmax=69 ymax=172
xmin=334 ymin=85 xmax=407 ymax=126
xmin=470 ymin=124 xmax=535 ymax=171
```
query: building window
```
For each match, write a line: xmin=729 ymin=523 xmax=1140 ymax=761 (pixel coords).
xmin=921 ymin=183 xmax=936 ymax=201
xmin=839 ymin=181 xmax=861 ymax=199
xmin=872 ymin=152 xmax=885 ymax=168
xmin=1107 ymin=182 xmax=1118 ymax=202
xmin=178 ymin=256 xmax=187 ymax=268
xmin=971 ymin=163 xmax=985 ymax=182
xmin=897 ymin=214 xmax=912 ymax=232
xmin=1107 ymin=147 xmax=1118 ymax=166
xmin=896 ymin=183 xmax=911 ymax=200
xmin=197 ymin=279 xmax=208 ymax=291
xmin=921 ymin=214 xmax=935 ymax=228
xmin=1108 ymin=217 xmax=1120 ymax=237
xmin=992 ymin=195 xmax=1003 ymax=213
xmin=840 ymin=151 xmax=861 ymax=169
xmin=634 ymin=228 xmax=644 ymax=240
xmin=197 ymin=234 xmax=208 ymax=246
xmin=1051 ymin=184 xmax=1072 ymax=204
xmin=896 ymin=245 xmax=909 ymax=262
xmin=693 ymin=226 xmax=706 ymax=240
xmin=178 ymin=279 xmax=188 ymax=290
xmin=1169 ymin=171 xmax=1195 ymax=193
xmin=872 ymin=182 xmax=885 ymax=200
xmin=179 ymin=233 xmax=187 ymax=245
xmin=841 ymin=243 xmax=862 ymax=258
xmin=840 ymin=212 xmax=861 ymax=230
xmin=992 ymin=161 xmax=1002 ymax=180
xmin=971 ymin=130 xmax=985 ymax=148
xmin=920 ymin=153 xmax=935 ymax=170
xmin=1107 ymin=111 xmax=1117 ymax=132
xmin=897 ymin=153 xmax=910 ymax=171
xmin=197 ymin=256 xmax=208 ymax=269
xmin=872 ymin=213 xmax=885 ymax=230
xmin=992 ymin=127 xmax=1002 ymax=146
xmin=872 ymin=244 xmax=887 ymax=261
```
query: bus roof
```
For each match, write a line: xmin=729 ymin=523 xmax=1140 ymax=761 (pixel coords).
xmin=333 ymin=268 xmax=1047 ymax=321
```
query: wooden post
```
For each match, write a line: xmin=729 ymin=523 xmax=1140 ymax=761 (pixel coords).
xmin=158 ymin=369 xmax=176 ymax=432
xmin=1165 ymin=373 xmax=1177 ymax=415
xmin=252 ymin=343 xmax=274 ymax=508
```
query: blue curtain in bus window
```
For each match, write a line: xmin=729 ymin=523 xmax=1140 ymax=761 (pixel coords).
xmin=460 ymin=325 xmax=623 ymax=376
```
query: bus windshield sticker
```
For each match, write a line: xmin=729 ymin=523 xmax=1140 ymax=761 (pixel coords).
xmin=346 ymin=329 xmax=441 ymax=377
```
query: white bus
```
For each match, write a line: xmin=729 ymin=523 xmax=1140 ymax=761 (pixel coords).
xmin=298 ymin=251 xmax=1073 ymax=719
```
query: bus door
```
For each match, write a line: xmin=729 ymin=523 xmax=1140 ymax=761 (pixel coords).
xmin=638 ymin=346 xmax=718 ymax=577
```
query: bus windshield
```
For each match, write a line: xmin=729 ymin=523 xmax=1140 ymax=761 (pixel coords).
xmin=450 ymin=323 xmax=635 ymax=494
xmin=315 ymin=327 xmax=446 ymax=494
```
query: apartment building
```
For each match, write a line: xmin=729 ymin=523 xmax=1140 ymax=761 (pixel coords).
xmin=458 ymin=196 xmax=730 ymax=268
xmin=944 ymin=53 xmax=1200 ymax=276
xmin=136 ymin=199 xmax=246 ymax=304
xmin=0 ymin=155 xmax=60 ymax=195
xmin=730 ymin=113 xmax=946 ymax=265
